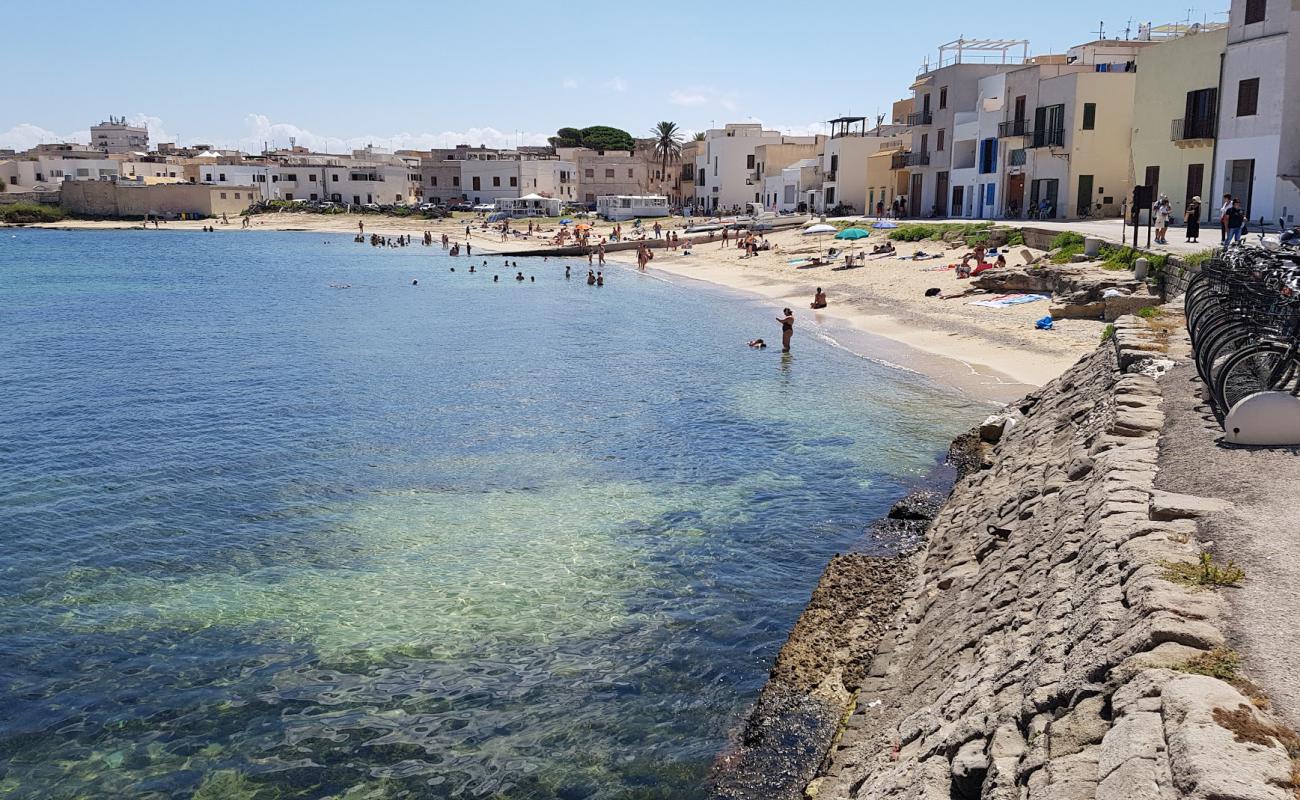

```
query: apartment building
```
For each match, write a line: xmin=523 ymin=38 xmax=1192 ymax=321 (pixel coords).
xmin=1130 ymin=25 xmax=1229 ymax=225
xmin=906 ymin=39 xmax=1030 ymax=217
xmin=1213 ymin=0 xmax=1300 ymax=225
xmin=762 ymin=158 xmax=819 ymax=212
xmin=0 ymin=146 xmax=121 ymax=191
xmin=694 ymin=124 xmax=821 ymax=212
xmin=556 ymin=147 xmax=649 ymax=204
xmin=90 ymin=117 xmax=148 ymax=154
xmin=459 ymin=157 xmax=576 ymax=206
xmin=419 ymin=158 xmax=463 ymax=205
xmin=755 ymin=136 xmax=826 ymax=210
xmin=820 ymin=116 xmax=909 ymax=214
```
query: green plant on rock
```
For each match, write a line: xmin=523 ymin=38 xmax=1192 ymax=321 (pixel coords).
xmin=1161 ymin=552 xmax=1246 ymax=588
xmin=1050 ymin=231 xmax=1086 ymax=250
xmin=1005 ymin=229 xmax=1025 ymax=247
xmin=1136 ymin=306 xmax=1162 ymax=319
xmin=1176 ymin=646 xmax=1243 ymax=682
xmin=1100 ymin=324 xmax=1116 ymax=342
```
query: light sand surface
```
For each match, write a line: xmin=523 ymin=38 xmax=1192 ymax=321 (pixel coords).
xmin=16 ymin=212 xmax=1105 ymax=400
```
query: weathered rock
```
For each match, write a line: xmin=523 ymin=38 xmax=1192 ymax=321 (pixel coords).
xmin=1105 ymin=293 xmax=1162 ymax=322
xmin=1149 ymin=490 xmax=1234 ymax=521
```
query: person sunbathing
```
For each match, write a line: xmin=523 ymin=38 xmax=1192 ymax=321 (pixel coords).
xmin=810 ymin=288 xmax=828 ymax=309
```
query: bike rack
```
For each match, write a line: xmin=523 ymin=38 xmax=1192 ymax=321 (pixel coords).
xmin=1222 ymin=391 xmax=1300 ymax=446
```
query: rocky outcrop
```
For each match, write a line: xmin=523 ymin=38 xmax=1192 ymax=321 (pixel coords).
xmin=803 ymin=318 xmax=1296 ymax=800
xmin=972 ymin=264 xmax=1158 ymax=322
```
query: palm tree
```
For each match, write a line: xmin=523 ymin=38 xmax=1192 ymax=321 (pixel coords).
xmin=651 ymin=121 xmax=684 ymax=185
xmin=692 ymin=131 xmax=705 ymax=141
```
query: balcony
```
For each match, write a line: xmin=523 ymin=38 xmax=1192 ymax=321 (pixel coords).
xmin=891 ymin=151 xmax=930 ymax=169
xmin=1029 ymin=128 xmax=1064 ymax=148
xmin=824 ymin=171 xmax=836 ymax=183
xmin=1171 ymin=116 xmax=1216 ymax=143
xmin=906 ymin=111 xmax=933 ymax=126
xmin=997 ymin=119 xmax=1031 ymax=138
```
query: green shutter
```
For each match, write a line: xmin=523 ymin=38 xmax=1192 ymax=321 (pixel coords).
xmin=1082 ymin=103 xmax=1096 ymax=130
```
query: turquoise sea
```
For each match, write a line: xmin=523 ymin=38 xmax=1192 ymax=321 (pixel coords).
xmin=0 ymin=229 xmax=973 ymax=799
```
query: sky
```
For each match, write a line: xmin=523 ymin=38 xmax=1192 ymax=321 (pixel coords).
xmin=1 ymin=0 xmax=1225 ymax=153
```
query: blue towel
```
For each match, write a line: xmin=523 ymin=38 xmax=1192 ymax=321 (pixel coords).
xmin=1035 ymin=315 xmax=1054 ymax=330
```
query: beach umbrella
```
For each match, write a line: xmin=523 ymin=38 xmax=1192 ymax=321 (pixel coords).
xmin=559 ymin=218 xmax=572 ymax=225
xmin=834 ymin=227 xmax=871 ymax=240
xmin=872 ymin=220 xmax=899 ymax=229
xmin=802 ymin=223 xmax=837 ymax=235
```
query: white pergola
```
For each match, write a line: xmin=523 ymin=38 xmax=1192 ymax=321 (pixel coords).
xmin=925 ymin=38 xmax=1031 ymax=71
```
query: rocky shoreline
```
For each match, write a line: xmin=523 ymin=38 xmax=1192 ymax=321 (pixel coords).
xmin=714 ymin=315 xmax=1299 ymax=800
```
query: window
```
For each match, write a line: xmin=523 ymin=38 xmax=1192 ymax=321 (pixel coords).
xmin=830 ymin=154 xmax=839 ymax=172
xmin=310 ymin=193 xmax=317 ymax=201
xmin=605 ymin=168 xmax=615 ymax=178
xmin=978 ymin=138 xmax=998 ymax=173
xmin=271 ymin=175 xmax=278 ymax=182
xmin=205 ymin=173 xmax=213 ymax=181
xmin=627 ymin=168 xmax=633 ymax=178
xmin=937 ymin=129 xmax=945 ymax=151
xmin=309 ymin=174 xmax=317 ymax=182
xmin=1082 ymin=103 xmax=1096 ymax=130
xmin=1245 ymin=0 xmax=1266 ymax=24
xmin=509 ymin=176 xmax=517 ymax=187
xmin=472 ymin=176 xmax=481 ymax=190
xmin=285 ymin=193 xmax=293 ymax=200
xmin=234 ymin=192 xmax=241 ymax=199
xmin=713 ymin=157 xmax=718 ymax=176
xmin=1237 ymin=78 xmax=1259 ymax=117
xmin=430 ymin=175 xmax=438 ymax=186
xmin=746 ymin=154 xmax=755 ymax=169
xmin=492 ymin=176 xmax=500 ymax=187
xmin=220 ymin=192 xmax=227 ymax=199
xmin=585 ymin=168 xmax=594 ymax=178
xmin=939 ymin=86 xmax=948 ymax=109
xmin=453 ymin=176 xmax=460 ymax=187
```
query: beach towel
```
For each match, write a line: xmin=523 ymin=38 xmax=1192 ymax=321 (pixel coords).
xmin=1035 ymin=316 xmax=1054 ymax=330
xmin=967 ymin=293 xmax=1049 ymax=308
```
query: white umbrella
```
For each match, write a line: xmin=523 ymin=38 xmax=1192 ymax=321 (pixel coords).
xmin=802 ymin=223 xmax=837 ymax=235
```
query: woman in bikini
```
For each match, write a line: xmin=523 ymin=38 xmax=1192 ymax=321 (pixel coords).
xmin=777 ymin=308 xmax=794 ymax=352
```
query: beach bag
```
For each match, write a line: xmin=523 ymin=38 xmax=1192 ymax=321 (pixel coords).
xmin=1034 ymin=316 xmax=1054 ymax=330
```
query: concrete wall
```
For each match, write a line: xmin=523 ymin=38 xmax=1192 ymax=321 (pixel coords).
xmin=61 ymin=181 xmax=256 ymax=218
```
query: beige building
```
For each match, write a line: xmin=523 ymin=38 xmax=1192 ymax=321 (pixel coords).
xmin=866 ymin=141 xmax=911 ymax=214
xmin=556 ymin=147 xmax=650 ymax=205
xmin=821 ymin=117 xmax=910 ymax=213
xmin=62 ymin=181 xmax=256 ymax=218
xmin=753 ymin=136 xmax=827 ymax=210
xmin=1130 ymin=26 xmax=1229 ymax=224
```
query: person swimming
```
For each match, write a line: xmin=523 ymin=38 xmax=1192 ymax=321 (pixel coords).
xmin=493 ymin=275 xmax=499 ymax=282
xmin=530 ymin=276 xmax=535 ymax=282
xmin=586 ymin=270 xmax=596 ymax=286
xmin=450 ymin=267 xmax=455 ymax=272
xmin=596 ymin=272 xmax=604 ymax=286
xmin=515 ymin=272 xmax=525 ymax=281
xmin=748 ymin=339 xmax=767 ymax=349
xmin=565 ymin=265 xmax=571 ymax=278
xmin=412 ymin=279 xmax=418 ymax=286
xmin=469 ymin=265 xmax=476 ymax=273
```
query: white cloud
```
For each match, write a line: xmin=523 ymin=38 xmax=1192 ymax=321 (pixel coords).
xmin=602 ymin=76 xmax=628 ymax=92
xmin=668 ymin=87 xmax=739 ymax=112
xmin=126 ymin=114 xmax=176 ymax=147
xmin=562 ymin=78 xmax=579 ymax=89
xmin=0 ymin=123 xmax=88 ymax=149
xmin=238 ymin=113 xmax=551 ymax=153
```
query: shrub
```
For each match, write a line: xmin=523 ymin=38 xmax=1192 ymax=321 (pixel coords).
xmin=1177 ymin=646 xmax=1243 ymax=682
xmin=1162 ymin=552 xmax=1245 ymax=588
xmin=0 ymin=202 xmax=65 ymax=223
xmin=1136 ymin=306 xmax=1162 ymax=319
xmin=1005 ymin=229 xmax=1025 ymax=247
xmin=889 ymin=223 xmax=939 ymax=241
xmin=1050 ymin=231 xmax=1086 ymax=250
xmin=1100 ymin=323 xmax=1116 ymax=342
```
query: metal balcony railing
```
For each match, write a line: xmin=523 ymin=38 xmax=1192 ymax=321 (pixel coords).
xmin=1171 ymin=116 xmax=1216 ymax=142
xmin=997 ymin=119 xmax=1031 ymax=138
xmin=906 ymin=111 xmax=933 ymax=126
xmin=1029 ymin=128 xmax=1064 ymax=148
xmin=891 ymin=151 xmax=930 ymax=169
xmin=824 ymin=171 xmax=836 ymax=182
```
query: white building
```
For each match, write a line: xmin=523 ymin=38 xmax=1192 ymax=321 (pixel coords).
xmin=90 ymin=117 xmax=148 ymax=154
xmin=596 ymin=195 xmax=670 ymax=221
xmin=762 ymin=159 xmax=819 ymax=213
xmin=694 ymin=124 xmax=821 ymax=213
xmin=499 ymin=193 xmax=562 ymax=217
xmin=1 ymin=153 xmax=121 ymax=191
xmin=459 ymin=159 xmax=576 ymax=206
xmin=1213 ymin=0 xmax=1300 ymax=225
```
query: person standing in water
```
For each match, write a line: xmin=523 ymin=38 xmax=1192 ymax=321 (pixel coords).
xmin=776 ymin=308 xmax=794 ymax=352
xmin=586 ymin=270 xmax=596 ymax=285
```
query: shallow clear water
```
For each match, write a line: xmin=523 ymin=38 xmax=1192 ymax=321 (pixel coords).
xmin=0 ymin=229 xmax=974 ymax=799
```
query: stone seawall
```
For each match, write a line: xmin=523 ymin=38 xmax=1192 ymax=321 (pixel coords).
xmin=797 ymin=318 xmax=1297 ymax=800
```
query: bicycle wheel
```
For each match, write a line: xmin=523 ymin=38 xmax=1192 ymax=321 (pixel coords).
xmin=1213 ymin=342 xmax=1296 ymax=415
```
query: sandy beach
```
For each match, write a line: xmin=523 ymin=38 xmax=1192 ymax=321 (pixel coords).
xmin=18 ymin=212 xmax=1104 ymax=400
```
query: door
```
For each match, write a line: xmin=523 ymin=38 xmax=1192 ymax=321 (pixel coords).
xmin=1007 ymin=173 xmax=1025 ymax=217
xmin=1228 ymin=159 xmax=1254 ymax=218
xmin=1143 ymin=166 xmax=1160 ymax=202
xmin=935 ymin=172 xmax=949 ymax=216
xmin=1014 ymin=95 xmax=1026 ymax=126
xmin=1076 ymin=174 xmax=1094 ymax=217
xmin=909 ymin=173 xmax=923 ymax=216
xmin=952 ymin=185 xmax=964 ymax=218
xmin=1186 ymin=163 xmax=1204 ymax=216
xmin=923 ymin=93 xmax=931 ymax=117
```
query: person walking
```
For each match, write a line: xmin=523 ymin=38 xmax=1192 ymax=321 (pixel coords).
xmin=1225 ymin=198 xmax=1245 ymax=245
xmin=1219 ymin=194 xmax=1232 ymax=243
xmin=1153 ymin=195 xmax=1171 ymax=244
xmin=1184 ymin=196 xmax=1202 ymax=243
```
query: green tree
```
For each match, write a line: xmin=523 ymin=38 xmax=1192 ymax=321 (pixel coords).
xmin=547 ymin=127 xmax=583 ymax=149
xmin=692 ymin=131 xmax=705 ymax=142
xmin=650 ymin=121 xmax=684 ymax=183
xmin=578 ymin=125 xmax=634 ymax=152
